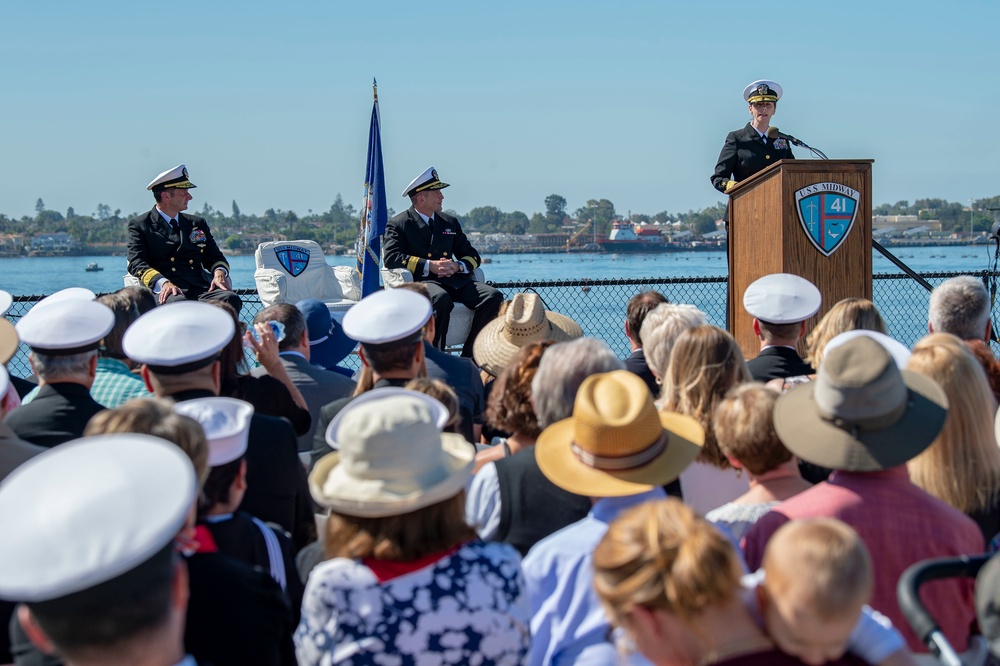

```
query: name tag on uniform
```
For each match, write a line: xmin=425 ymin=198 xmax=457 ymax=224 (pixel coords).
xmin=442 ymin=229 xmax=456 ymax=235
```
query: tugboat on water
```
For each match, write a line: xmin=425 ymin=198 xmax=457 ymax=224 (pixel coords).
xmin=84 ymin=261 xmax=103 ymax=272
xmin=597 ymin=220 xmax=672 ymax=253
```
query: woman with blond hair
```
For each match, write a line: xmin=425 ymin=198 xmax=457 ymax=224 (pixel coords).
xmin=906 ymin=332 xmax=1000 ymax=543
xmin=593 ymin=499 xmax=860 ymax=665
xmin=660 ymin=325 xmax=752 ymax=513
xmin=804 ymin=297 xmax=887 ymax=371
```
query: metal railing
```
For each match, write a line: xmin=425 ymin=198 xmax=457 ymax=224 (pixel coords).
xmin=5 ymin=270 xmax=997 ymax=378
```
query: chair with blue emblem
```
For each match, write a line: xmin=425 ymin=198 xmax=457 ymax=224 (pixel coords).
xmin=253 ymin=240 xmax=360 ymax=321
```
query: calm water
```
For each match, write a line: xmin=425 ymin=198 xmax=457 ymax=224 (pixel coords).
xmin=0 ymin=245 xmax=993 ymax=296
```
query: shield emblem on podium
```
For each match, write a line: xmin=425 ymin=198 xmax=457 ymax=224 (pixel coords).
xmin=273 ymin=245 xmax=310 ymax=277
xmin=795 ymin=183 xmax=860 ymax=257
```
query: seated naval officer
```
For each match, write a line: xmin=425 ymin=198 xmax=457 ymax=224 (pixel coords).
xmin=743 ymin=273 xmax=821 ymax=383
xmin=123 ymin=301 xmax=314 ymax=551
xmin=127 ymin=164 xmax=242 ymax=312
xmin=383 ymin=167 xmax=502 ymax=357
xmin=4 ymin=294 xmax=114 ymax=448
xmin=0 ymin=434 xmax=198 ymax=666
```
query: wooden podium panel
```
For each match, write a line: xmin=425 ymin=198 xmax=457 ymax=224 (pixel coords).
xmin=727 ymin=159 xmax=873 ymax=359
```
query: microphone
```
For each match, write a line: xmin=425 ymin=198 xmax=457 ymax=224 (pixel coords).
xmin=766 ymin=126 xmax=803 ymax=146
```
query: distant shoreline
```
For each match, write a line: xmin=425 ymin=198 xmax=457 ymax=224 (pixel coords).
xmin=1 ymin=237 xmax=991 ymax=260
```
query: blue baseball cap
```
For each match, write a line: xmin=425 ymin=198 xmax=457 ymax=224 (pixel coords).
xmin=296 ymin=299 xmax=357 ymax=369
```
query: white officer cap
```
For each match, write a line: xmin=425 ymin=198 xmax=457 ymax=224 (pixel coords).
xmin=342 ymin=289 xmax=432 ymax=347
xmin=17 ymin=298 xmax=115 ymax=355
xmin=147 ymin=164 xmax=197 ymax=191
xmin=0 ymin=434 xmax=196 ymax=602
xmin=123 ymin=301 xmax=235 ymax=374
xmin=30 ymin=287 xmax=97 ymax=312
xmin=174 ymin=397 xmax=254 ymax=466
xmin=402 ymin=166 xmax=449 ymax=198
xmin=743 ymin=80 xmax=783 ymax=103
xmin=743 ymin=273 xmax=821 ymax=325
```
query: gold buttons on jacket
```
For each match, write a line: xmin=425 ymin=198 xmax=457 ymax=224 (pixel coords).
xmin=766 ymin=155 xmax=771 ymax=159
xmin=170 ymin=257 xmax=175 ymax=262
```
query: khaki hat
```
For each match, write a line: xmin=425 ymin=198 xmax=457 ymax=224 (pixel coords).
xmin=473 ymin=293 xmax=583 ymax=377
xmin=774 ymin=336 xmax=948 ymax=472
xmin=0 ymin=319 xmax=18 ymax=365
xmin=536 ymin=370 xmax=704 ymax=497
xmin=309 ymin=392 xmax=473 ymax=517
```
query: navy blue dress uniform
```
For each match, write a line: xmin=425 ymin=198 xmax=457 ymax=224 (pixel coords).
xmin=711 ymin=81 xmax=795 ymax=197
xmin=127 ymin=165 xmax=242 ymax=313
xmin=742 ymin=273 xmax=822 ymax=383
xmin=4 ymin=295 xmax=115 ymax=447
xmin=123 ymin=302 xmax=315 ymax=551
xmin=383 ymin=167 xmax=502 ymax=356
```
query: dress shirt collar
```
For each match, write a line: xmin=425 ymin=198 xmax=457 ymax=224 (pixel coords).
xmin=156 ymin=207 xmax=178 ymax=225
xmin=590 ymin=487 xmax=666 ymax=524
xmin=414 ymin=209 xmax=433 ymax=224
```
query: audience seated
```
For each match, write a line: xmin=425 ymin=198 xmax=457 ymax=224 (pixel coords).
xmin=91 ymin=289 xmax=153 ymax=408
xmin=593 ymin=499 xmax=863 ymax=665
xmin=661 ymin=325 xmax=752 ymax=514
xmin=906 ymin=333 xmax=1000 ymax=543
xmin=622 ymin=290 xmax=668 ymax=395
xmin=744 ymin=336 xmax=983 ymax=653
xmin=523 ymin=370 xmax=703 ymax=664
xmin=297 ymin=391 xmax=530 ymax=664
xmin=467 ymin=339 xmax=620 ymax=557
xmin=638 ymin=303 xmax=707 ymax=394
xmin=706 ymin=384 xmax=811 ymax=542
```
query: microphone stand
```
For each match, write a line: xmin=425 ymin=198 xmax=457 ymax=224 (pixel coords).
xmin=788 ymin=138 xmax=828 ymax=160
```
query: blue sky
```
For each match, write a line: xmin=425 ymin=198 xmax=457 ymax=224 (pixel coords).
xmin=1 ymin=1 xmax=997 ymax=221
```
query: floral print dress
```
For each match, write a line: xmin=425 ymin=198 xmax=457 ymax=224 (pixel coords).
xmin=295 ymin=540 xmax=530 ymax=665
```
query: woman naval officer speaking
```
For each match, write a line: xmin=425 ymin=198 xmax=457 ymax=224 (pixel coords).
xmin=711 ymin=79 xmax=795 ymax=200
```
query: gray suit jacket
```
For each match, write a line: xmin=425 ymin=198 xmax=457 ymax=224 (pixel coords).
xmin=252 ymin=353 xmax=356 ymax=453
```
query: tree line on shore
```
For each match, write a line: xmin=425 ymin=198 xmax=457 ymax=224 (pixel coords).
xmin=3 ymin=192 xmax=998 ymax=253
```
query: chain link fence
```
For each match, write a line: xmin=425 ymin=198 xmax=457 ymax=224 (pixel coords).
xmin=5 ymin=269 xmax=998 ymax=378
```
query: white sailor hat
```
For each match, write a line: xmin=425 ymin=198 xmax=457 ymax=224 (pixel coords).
xmin=402 ymin=166 xmax=449 ymax=198
xmin=123 ymin=301 xmax=235 ymax=374
xmin=174 ymin=397 xmax=254 ymax=467
xmin=17 ymin=298 xmax=115 ymax=355
xmin=343 ymin=289 xmax=432 ymax=347
xmin=0 ymin=434 xmax=196 ymax=603
xmin=30 ymin=287 xmax=97 ymax=312
xmin=743 ymin=273 xmax=821 ymax=324
xmin=146 ymin=164 xmax=197 ymax=192
xmin=0 ymin=290 xmax=11 ymax=317
xmin=743 ymin=80 xmax=782 ymax=103
xmin=0 ymin=366 xmax=10 ymax=401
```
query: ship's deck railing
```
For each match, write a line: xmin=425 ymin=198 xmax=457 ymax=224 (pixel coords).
xmin=4 ymin=269 xmax=997 ymax=378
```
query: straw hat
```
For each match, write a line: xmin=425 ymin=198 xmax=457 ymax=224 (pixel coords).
xmin=473 ymin=292 xmax=583 ymax=377
xmin=309 ymin=392 xmax=473 ymax=517
xmin=535 ymin=370 xmax=704 ymax=497
xmin=774 ymin=336 xmax=948 ymax=472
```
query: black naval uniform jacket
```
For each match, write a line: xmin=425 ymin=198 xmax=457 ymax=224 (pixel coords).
xmin=711 ymin=123 xmax=795 ymax=194
xmin=126 ymin=207 xmax=230 ymax=295
xmin=3 ymin=383 xmax=105 ymax=448
xmin=746 ymin=346 xmax=814 ymax=383
xmin=383 ymin=207 xmax=482 ymax=283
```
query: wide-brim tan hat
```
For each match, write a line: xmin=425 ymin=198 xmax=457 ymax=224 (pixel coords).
xmin=474 ymin=292 xmax=583 ymax=377
xmin=536 ymin=370 xmax=704 ymax=497
xmin=309 ymin=393 xmax=474 ymax=517
xmin=774 ymin=336 xmax=948 ymax=472
xmin=0 ymin=319 xmax=18 ymax=365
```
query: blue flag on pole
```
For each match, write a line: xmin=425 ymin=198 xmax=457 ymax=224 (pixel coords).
xmin=356 ymin=79 xmax=387 ymax=297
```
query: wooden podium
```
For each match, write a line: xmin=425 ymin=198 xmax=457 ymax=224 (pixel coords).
xmin=727 ymin=159 xmax=874 ymax=359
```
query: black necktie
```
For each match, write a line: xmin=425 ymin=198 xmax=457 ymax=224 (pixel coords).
xmin=169 ymin=218 xmax=179 ymax=234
